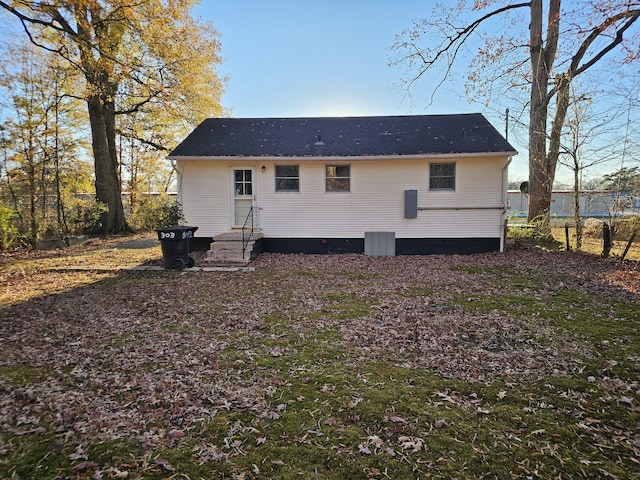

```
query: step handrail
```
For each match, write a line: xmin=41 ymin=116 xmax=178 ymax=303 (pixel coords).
xmin=241 ymin=206 xmax=254 ymax=259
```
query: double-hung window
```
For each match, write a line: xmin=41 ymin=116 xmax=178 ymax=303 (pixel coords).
xmin=429 ymin=163 xmax=456 ymax=190
xmin=275 ymin=165 xmax=299 ymax=192
xmin=326 ymin=165 xmax=350 ymax=192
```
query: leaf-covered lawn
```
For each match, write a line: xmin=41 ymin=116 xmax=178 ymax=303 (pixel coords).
xmin=1 ymin=238 xmax=639 ymax=479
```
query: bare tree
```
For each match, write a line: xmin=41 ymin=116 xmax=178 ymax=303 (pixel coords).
xmin=392 ymin=0 xmax=640 ymax=229
xmin=558 ymin=89 xmax=613 ymax=249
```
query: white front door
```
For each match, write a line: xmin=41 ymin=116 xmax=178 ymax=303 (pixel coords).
xmin=233 ymin=168 xmax=255 ymax=227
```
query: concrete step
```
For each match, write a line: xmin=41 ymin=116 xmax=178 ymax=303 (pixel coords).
xmin=205 ymin=231 xmax=262 ymax=265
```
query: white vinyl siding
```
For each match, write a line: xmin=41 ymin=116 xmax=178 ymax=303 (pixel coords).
xmin=177 ymin=156 xmax=507 ymax=239
xmin=258 ymin=157 xmax=505 ymax=239
xmin=177 ymin=161 xmax=230 ymax=235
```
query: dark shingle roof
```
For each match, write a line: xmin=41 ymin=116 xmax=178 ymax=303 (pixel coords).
xmin=169 ymin=114 xmax=516 ymax=158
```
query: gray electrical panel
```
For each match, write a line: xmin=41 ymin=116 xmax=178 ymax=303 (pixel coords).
xmin=405 ymin=189 xmax=417 ymax=218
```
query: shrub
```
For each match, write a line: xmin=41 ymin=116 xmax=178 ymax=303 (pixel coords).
xmin=612 ymin=217 xmax=639 ymax=239
xmin=507 ymin=216 xmax=562 ymax=250
xmin=0 ymin=201 xmax=19 ymax=249
xmin=39 ymin=217 xmax=66 ymax=240
xmin=583 ymin=217 xmax=639 ymax=240
xmin=128 ymin=197 xmax=184 ymax=231
xmin=583 ymin=218 xmax=604 ymax=238
xmin=66 ymin=197 xmax=109 ymax=235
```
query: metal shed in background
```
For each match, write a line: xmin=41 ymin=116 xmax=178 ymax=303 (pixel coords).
xmin=507 ymin=190 xmax=639 ymax=219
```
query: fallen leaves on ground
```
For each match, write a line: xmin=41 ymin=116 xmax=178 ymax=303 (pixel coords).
xmin=0 ymin=239 xmax=639 ymax=478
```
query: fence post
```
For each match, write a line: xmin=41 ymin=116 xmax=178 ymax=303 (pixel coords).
xmin=565 ymin=224 xmax=570 ymax=252
xmin=601 ymin=222 xmax=612 ymax=258
xmin=621 ymin=228 xmax=637 ymax=261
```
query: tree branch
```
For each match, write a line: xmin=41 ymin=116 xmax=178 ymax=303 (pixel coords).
xmin=0 ymin=1 xmax=66 ymax=32
xmin=116 ymin=129 xmax=169 ymax=152
xmin=573 ymin=11 xmax=640 ymax=77
xmin=396 ymin=2 xmax=530 ymax=84
xmin=115 ymin=88 xmax=164 ymax=116
xmin=547 ymin=9 xmax=640 ymax=100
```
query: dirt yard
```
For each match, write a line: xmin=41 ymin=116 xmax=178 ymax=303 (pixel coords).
xmin=1 ymin=236 xmax=638 ymax=479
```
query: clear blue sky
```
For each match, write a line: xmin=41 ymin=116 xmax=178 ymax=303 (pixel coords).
xmin=193 ymin=1 xmax=478 ymax=117
xmin=2 ymin=1 xmax=633 ymax=184
xmin=192 ymin=1 xmax=528 ymax=180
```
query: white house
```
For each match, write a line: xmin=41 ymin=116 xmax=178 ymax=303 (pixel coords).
xmin=168 ymin=114 xmax=516 ymax=260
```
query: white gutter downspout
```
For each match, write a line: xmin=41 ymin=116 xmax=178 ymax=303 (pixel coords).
xmin=170 ymin=159 xmax=184 ymax=207
xmin=500 ymin=156 xmax=513 ymax=252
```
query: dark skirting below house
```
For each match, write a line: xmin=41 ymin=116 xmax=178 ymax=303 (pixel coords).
xmin=260 ymin=238 xmax=364 ymax=254
xmin=395 ymin=238 xmax=500 ymax=255
xmin=258 ymin=237 xmax=500 ymax=255
xmin=189 ymin=236 xmax=214 ymax=251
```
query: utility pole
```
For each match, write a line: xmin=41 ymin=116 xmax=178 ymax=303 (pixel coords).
xmin=505 ymin=108 xmax=509 ymax=142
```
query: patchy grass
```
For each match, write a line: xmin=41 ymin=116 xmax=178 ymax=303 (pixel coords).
xmin=0 ymin=364 xmax=49 ymax=386
xmin=507 ymin=224 xmax=640 ymax=261
xmin=0 ymin=241 xmax=639 ymax=479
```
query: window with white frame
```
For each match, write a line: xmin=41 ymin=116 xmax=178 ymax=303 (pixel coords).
xmin=326 ymin=165 xmax=350 ymax=192
xmin=429 ymin=163 xmax=456 ymax=190
xmin=234 ymin=169 xmax=252 ymax=195
xmin=275 ymin=165 xmax=300 ymax=192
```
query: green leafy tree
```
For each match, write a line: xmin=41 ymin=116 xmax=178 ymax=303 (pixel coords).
xmin=0 ymin=200 xmax=18 ymax=248
xmin=601 ymin=166 xmax=640 ymax=195
xmin=118 ymin=115 xmax=179 ymax=213
xmin=0 ymin=0 xmax=225 ymax=233
xmin=0 ymin=42 xmax=90 ymax=244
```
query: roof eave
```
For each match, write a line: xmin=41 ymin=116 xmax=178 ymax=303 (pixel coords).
xmin=167 ymin=151 xmax=518 ymax=162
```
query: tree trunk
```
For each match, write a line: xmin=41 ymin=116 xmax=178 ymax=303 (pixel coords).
xmin=528 ymin=115 xmax=552 ymax=225
xmin=573 ymin=165 xmax=582 ymax=249
xmin=527 ymin=0 xmax=561 ymax=230
xmin=87 ymin=95 xmax=127 ymax=233
xmin=25 ymin=133 xmax=37 ymax=246
xmin=28 ymin=162 xmax=37 ymax=247
xmin=528 ymin=0 xmax=550 ymax=225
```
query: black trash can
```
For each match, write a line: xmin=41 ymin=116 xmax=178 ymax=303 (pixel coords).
xmin=156 ymin=226 xmax=198 ymax=270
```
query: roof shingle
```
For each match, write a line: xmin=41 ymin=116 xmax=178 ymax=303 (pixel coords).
xmin=168 ymin=114 xmax=516 ymax=158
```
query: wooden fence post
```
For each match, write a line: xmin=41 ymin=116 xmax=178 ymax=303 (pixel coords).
xmin=601 ymin=222 xmax=612 ymax=258
xmin=621 ymin=228 xmax=637 ymax=261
